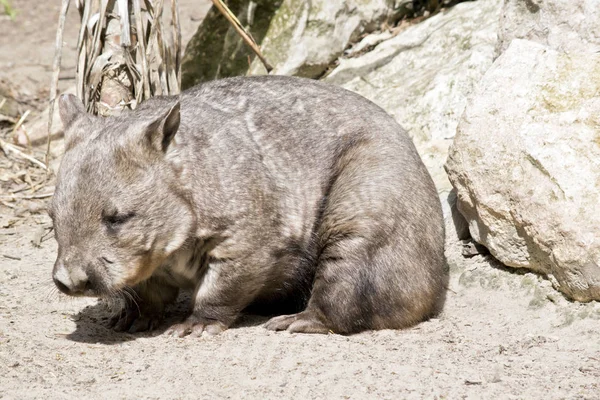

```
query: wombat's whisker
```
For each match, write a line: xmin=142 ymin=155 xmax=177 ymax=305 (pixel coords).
xmin=123 ymin=285 xmax=141 ymax=301
xmin=124 ymin=288 xmax=141 ymax=315
xmin=103 ymin=295 xmax=123 ymax=317
xmin=42 ymin=285 xmax=60 ymax=302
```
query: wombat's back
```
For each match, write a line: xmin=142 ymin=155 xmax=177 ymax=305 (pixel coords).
xmin=175 ymin=75 xmax=431 ymax=207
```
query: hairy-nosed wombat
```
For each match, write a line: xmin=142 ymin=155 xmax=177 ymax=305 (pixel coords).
xmin=50 ymin=76 xmax=447 ymax=336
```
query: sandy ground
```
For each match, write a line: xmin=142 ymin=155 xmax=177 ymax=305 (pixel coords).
xmin=1 ymin=1 xmax=599 ymax=399
xmin=0 ymin=0 xmax=211 ymax=101
xmin=1 ymin=221 xmax=599 ymax=399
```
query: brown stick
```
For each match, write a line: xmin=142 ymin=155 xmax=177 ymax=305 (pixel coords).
xmin=47 ymin=0 xmax=72 ymax=169
xmin=210 ymin=0 xmax=273 ymax=73
xmin=0 ymin=139 xmax=49 ymax=171
xmin=0 ymin=192 xmax=54 ymax=200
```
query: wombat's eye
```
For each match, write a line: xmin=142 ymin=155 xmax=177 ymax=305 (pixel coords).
xmin=102 ymin=211 xmax=135 ymax=229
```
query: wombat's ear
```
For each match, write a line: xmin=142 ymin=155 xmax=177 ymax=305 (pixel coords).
xmin=145 ymin=102 xmax=180 ymax=153
xmin=58 ymin=94 xmax=86 ymax=129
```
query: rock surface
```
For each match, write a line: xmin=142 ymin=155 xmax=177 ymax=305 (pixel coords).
xmin=181 ymin=1 xmax=455 ymax=85
xmin=446 ymin=39 xmax=600 ymax=302
xmin=181 ymin=0 xmax=282 ymax=89
xmin=325 ymin=0 xmax=502 ymax=193
xmin=497 ymin=0 xmax=600 ymax=56
xmin=248 ymin=0 xmax=401 ymax=78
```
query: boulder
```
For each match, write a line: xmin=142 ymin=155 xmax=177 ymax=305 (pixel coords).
xmin=248 ymin=0 xmax=404 ymax=78
xmin=446 ymin=39 xmax=600 ymax=302
xmin=497 ymin=0 xmax=600 ymax=56
xmin=181 ymin=0 xmax=472 ymax=85
xmin=324 ymin=0 xmax=502 ymax=193
xmin=181 ymin=0 xmax=282 ymax=89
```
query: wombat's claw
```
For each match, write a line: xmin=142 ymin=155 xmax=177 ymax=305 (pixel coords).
xmin=265 ymin=311 xmax=330 ymax=334
xmin=109 ymin=310 xmax=139 ymax=332
xmin=166 ymin=318 xmax=227 ymax=338
xmin=109 ymin=310 xmax=161 ymax=333
xmin=128 ymin=316 xmax=162 ymax=333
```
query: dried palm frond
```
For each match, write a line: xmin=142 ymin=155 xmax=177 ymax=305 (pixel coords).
xmin=75 ymin=0 xmax=182 ymax=116
xmin=47 ymin=0 xmax=182 ymax=167
xmin=47 ymin=0 xmax=271 ymax=162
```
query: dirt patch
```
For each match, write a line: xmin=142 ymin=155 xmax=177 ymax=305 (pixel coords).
xmin=1 ymin=1 xmax=599 ymax=398
xmin=1 ymin=221 xmax=599 ymax=398
xmin=0 ymin=0 xmax=210 ymax=102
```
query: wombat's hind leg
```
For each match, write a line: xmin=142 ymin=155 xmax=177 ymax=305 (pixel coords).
xmin=264 ymin=255 xmax=377 ymax=335
xmin=264 ymin=311 xmax=330 ymax=334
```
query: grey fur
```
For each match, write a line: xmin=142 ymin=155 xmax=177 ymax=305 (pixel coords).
xmin=50 ymin=76 xmax=447 ymax=336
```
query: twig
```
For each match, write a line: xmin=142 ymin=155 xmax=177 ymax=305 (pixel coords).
xmin=48 ymin=0 xmax=71 ymax=169
xmin=0 ymin=99 xmax=17 ymax=124
xmin=0 ymin=192 xmax=54 ymax=200
xmin=210 ymin=0 xmax=273 ymax=73
xmin=0 ymin=201 xmax=16 ymax=209
xmin=0 ymin=139 xmax=49 ymax=171
xmin=12 ymin=109 xmax=30 ymax=143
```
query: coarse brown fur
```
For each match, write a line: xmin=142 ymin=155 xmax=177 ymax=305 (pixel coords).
xmin=50 ymin=75 xmax=448 ymax=336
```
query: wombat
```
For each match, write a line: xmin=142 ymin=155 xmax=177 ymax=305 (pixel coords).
xmin=50 ymin=76 xmax=447 ymax=336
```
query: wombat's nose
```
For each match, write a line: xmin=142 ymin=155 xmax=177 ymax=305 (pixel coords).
xmin=53 ymin=262 xmax=89 ymax=295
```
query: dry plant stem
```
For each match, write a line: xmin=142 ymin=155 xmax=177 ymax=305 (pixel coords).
xmin=0 ymin=201 xmax=16 ymax=209
xmin=0 ymin=139 xmax=48 ymax=171
xmin=154 ymin=1 xmax=169 ymax=94
xmin=0 ymin=192 xmax=54 ymax=200
xmin=76 ymin=0 xmax=91 ymax=101
xmin=48 ymin=0 xmax=72 ymax=169
xmin=74 ymin=0 xmax=181 ymax=111
xmin=210 ymin=0 xmax=273 ymax=73
xmin=12 ymin=109 xmax=31 ymax=143
xmin=86 ymin=0 xmax=110 ymax=106
xmin=132 ymin=0 xmax=150 ymax=99
xmin=117 ymin=0 xmax=131 ymax=47
xmin=172 ymin=0 xmax=182 ymax=88
xmin=145 ymin=0 xmax=165 ymax=62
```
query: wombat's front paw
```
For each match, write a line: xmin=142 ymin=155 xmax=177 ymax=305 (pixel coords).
xmin=166 ymin=316 xmax=227 ymax=338
xmin=109 ymin=308 xmax=162 ymax=333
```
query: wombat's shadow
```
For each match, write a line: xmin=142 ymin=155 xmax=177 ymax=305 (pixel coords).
xmin=66 ymin=291 xmax=270 ymax=344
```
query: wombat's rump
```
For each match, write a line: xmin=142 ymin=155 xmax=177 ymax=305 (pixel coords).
xmin=50 ymin=76 xmax=447 ymax=336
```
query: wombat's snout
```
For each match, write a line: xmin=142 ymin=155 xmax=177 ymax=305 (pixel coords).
xmin=52 ymin=261 xmax=90 ymax=296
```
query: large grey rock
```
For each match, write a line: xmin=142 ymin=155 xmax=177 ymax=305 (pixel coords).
xmin=497 ymin=0 xmax=600 ymax=56
xmin=181 ymin=0 xmax=282 ymax=89
xmin=446 ymin=39 xmax=600 ymax=302
xmin=248 ymin=0 xmax=402 ymax=78
xmin=182 ymin=0 xmax=452 ymax=85
xmin=324 ymin=0 xmax=502 ymax=193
